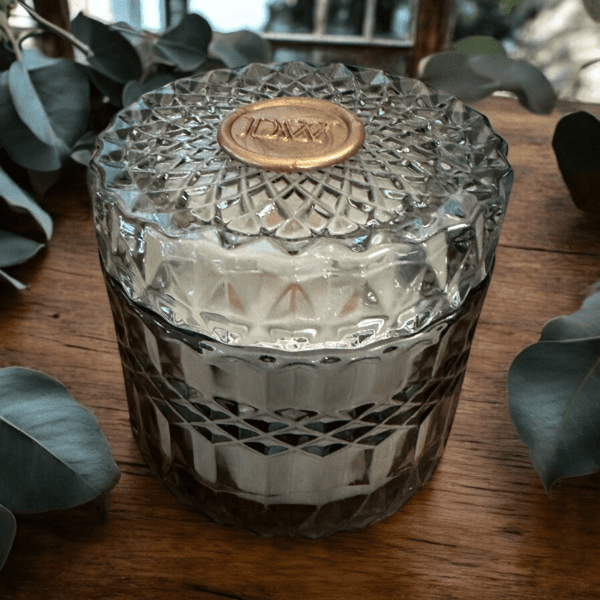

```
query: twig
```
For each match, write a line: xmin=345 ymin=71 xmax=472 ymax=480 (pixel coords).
xmin=0 ymin=10 xmax=22 ymax=61
xmin=15 ymin=0 xmax=94 ymax=58
xmin=16 ymin=25 xmax=41 ymax=47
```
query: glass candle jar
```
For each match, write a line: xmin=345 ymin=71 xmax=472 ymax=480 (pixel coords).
xmin=89 ymin=62 xmax=512 ymax=537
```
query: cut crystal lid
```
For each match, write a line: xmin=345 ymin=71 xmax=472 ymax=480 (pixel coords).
xmin=89 ymin=62 xmax=513 ymax=350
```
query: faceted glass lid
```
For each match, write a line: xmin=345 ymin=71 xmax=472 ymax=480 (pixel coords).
xmin=89 ymin=62 xmax=513 ymax=350
xmin=91 ymin=62 xmax=511 ymax=248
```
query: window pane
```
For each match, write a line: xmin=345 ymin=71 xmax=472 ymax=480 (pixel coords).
xmin=375 ymin=0 xmax=418 ymax=40
xmin=190 ymin=0 xmax=417 ymax=41
xmin=71 ymin=0 xmax=115 ymax=23
xmin=265 ymin=1 xmax=314 ymax=34
xmin=187 ymin=0 xmax=270 ymax=32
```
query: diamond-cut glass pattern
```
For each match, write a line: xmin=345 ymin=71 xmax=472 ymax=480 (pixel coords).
xmin=90 ymin=63 xmax=512 ymax=350
xmin=106 ymin=270 xmax=490 ymax=537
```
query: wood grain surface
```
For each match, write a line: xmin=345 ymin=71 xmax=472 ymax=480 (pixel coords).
xmin=1 ymin=96 xmax=600 ymax=600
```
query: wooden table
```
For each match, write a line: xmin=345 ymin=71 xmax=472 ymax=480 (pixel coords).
xmin=1 ymin=96 xmax=600 ymax=599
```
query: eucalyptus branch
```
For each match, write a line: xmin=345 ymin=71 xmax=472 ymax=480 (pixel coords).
xmin=0 ymin=10 xmax=22 ymax=61
xmin=16 ymin=25 xmax=41 ymax=47
xmin=15 ymin=0 xmax=94 ymax=58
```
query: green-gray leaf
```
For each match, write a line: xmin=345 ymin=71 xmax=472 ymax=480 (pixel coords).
xmin=154 ymin=13 xmax=211 ymax=72
xmin=468 ymin=54 xmax=556 ymax=114
xmin=0 ymin=268 xmax=25 ymax=290
xmin=0 ymin=70 xmax=62 ymax=170
xmin=420 ymin=36 xmax=556 ymax=114
xmin=8 ymin=61 xmax=57 ymax=147
xmin=419 ymin=51 xmax=498 ymax=104
xmin=0 ymin=58 xmax=89 ymax=171
xmin=0 ymin=229 xmax=44 ymax=268
xmin=70 ymin=130 xmax=97 ymax=166
xmin=71 ymin=12 xmax=142 ymax=84
xmin=541 ymin=291 xmax=600 ymax=342
xmin=210 ymin=30 xmax=271 ymax=69
xmin=0 ymin=367 xmax=121 ymax=514
xmin=122 ymin=73 xmax=178 ymax=107
xmin=453 ymin=35 xmax=507 ymax=56
xmin=87 ymin=68 xmax=124 ymax=107
xmin=27 ymin=169 xmax=61 ymax=197
xmin=507 ymin=337 xmax=600 ymax=491
xmin=108 ymin=22 xmax=156 ymax=71
xmin=27 ymin=59 xmax=90 ymax=149
xmin=0 ymin=165 xmax=53 ymax=238
xmin=22 ymin=48 xmax=58 ymax=70
xmin=0 ymin=503 xmax=16 ymax=572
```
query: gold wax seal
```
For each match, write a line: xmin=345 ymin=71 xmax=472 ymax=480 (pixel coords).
xmin=217 ymin=97 xmax=365 ymax=172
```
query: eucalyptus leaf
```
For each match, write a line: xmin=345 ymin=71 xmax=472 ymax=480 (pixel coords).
xmin=0 ymin=503 xmax=16 ymax=572
xmin=71 ymin=12 xmax=142 ymax=84
xmin=453 ymin=35 xmax=507 ymax=56
xmin=507 ymin=337 xmax=600 ymax=491
xmin=419 ymin=51 xmax=498 ymax=104
xmin=210 ymin=30 xmax=271 ymax=69
xmin=1 ymin=56 xmax=90 ymax=168
xmin=108 ymin=20 xmax=145 ymax=45
xmin=0 ymin=229 xmax=44 ymax=268
xmin=420 ymin=50 xmax=470 ymax=80
xmin=70 ymin=130 xmax=97 ymax=166
xmin=0 ymin=268 xmax=25 ymax=290
xmin=8 ymin=61 xmax=57 ymax=147
xmin=27 ymin=58 xmax=90 ymax=149
xmin=552 ymin=111 xmax=600 ymax=214
xmin=468 ymin=54 xmax=556 ymax=114
xmin=122 ymin=72 xmax=178 ymax=107
xmin=0 ymin=367 xmax=120 ymax=514
xmin=0 ymin=63 xmax=69 ymax=171
xmin=0 ymin=164 xmax=53 ymax=238
xmin=154 ymin=13 xmax=211 ymax=72
xmin=22 ymin=48 xmax=59 ymax=70
xmin=0 ymin=69 xmax=62 ymax=170
xmin=28 ymin=169 xmax=61 ymax=197
xmin=419 ymin=36 xmax=556 ymax=114
xmin=541 ymin=290 xmax=600 ymax=342
xmin=108 ymin=22 xmax=157 ymax=71
xmin=87 ymin=68 xmax=124 ymax=107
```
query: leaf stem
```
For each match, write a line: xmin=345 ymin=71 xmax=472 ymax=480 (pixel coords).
xmin=15 ymin=0 xmax=94 ymax=58
xmin=16 ymin=25 xmax=40 ymax=47
xmin=0 ymin=10 xmax=22 ymax=61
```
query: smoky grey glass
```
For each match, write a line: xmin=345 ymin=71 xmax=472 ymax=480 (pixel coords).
xmin=89 ymin=62 xmax=512 ymax=537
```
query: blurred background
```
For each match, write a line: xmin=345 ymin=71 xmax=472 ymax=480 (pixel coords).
xmin=9 ymin=0 xmax=600 ymax=103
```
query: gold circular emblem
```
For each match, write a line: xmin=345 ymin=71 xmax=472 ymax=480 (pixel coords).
xmin=217 ymin=97 xmax=365 ymax=172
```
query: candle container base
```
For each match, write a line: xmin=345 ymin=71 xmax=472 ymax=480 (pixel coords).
xmin=104 ymin=270 xmax=490 ymax=538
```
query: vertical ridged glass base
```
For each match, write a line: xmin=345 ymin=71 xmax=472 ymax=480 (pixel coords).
xmin=104 ymin=272 xmax=490 ymax=537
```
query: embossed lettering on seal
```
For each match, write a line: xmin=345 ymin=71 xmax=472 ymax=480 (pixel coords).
xmin=218 ymin=97 xmax=365 ymax=172
xmin=239 ymin=117 xmax=339 ymax=144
